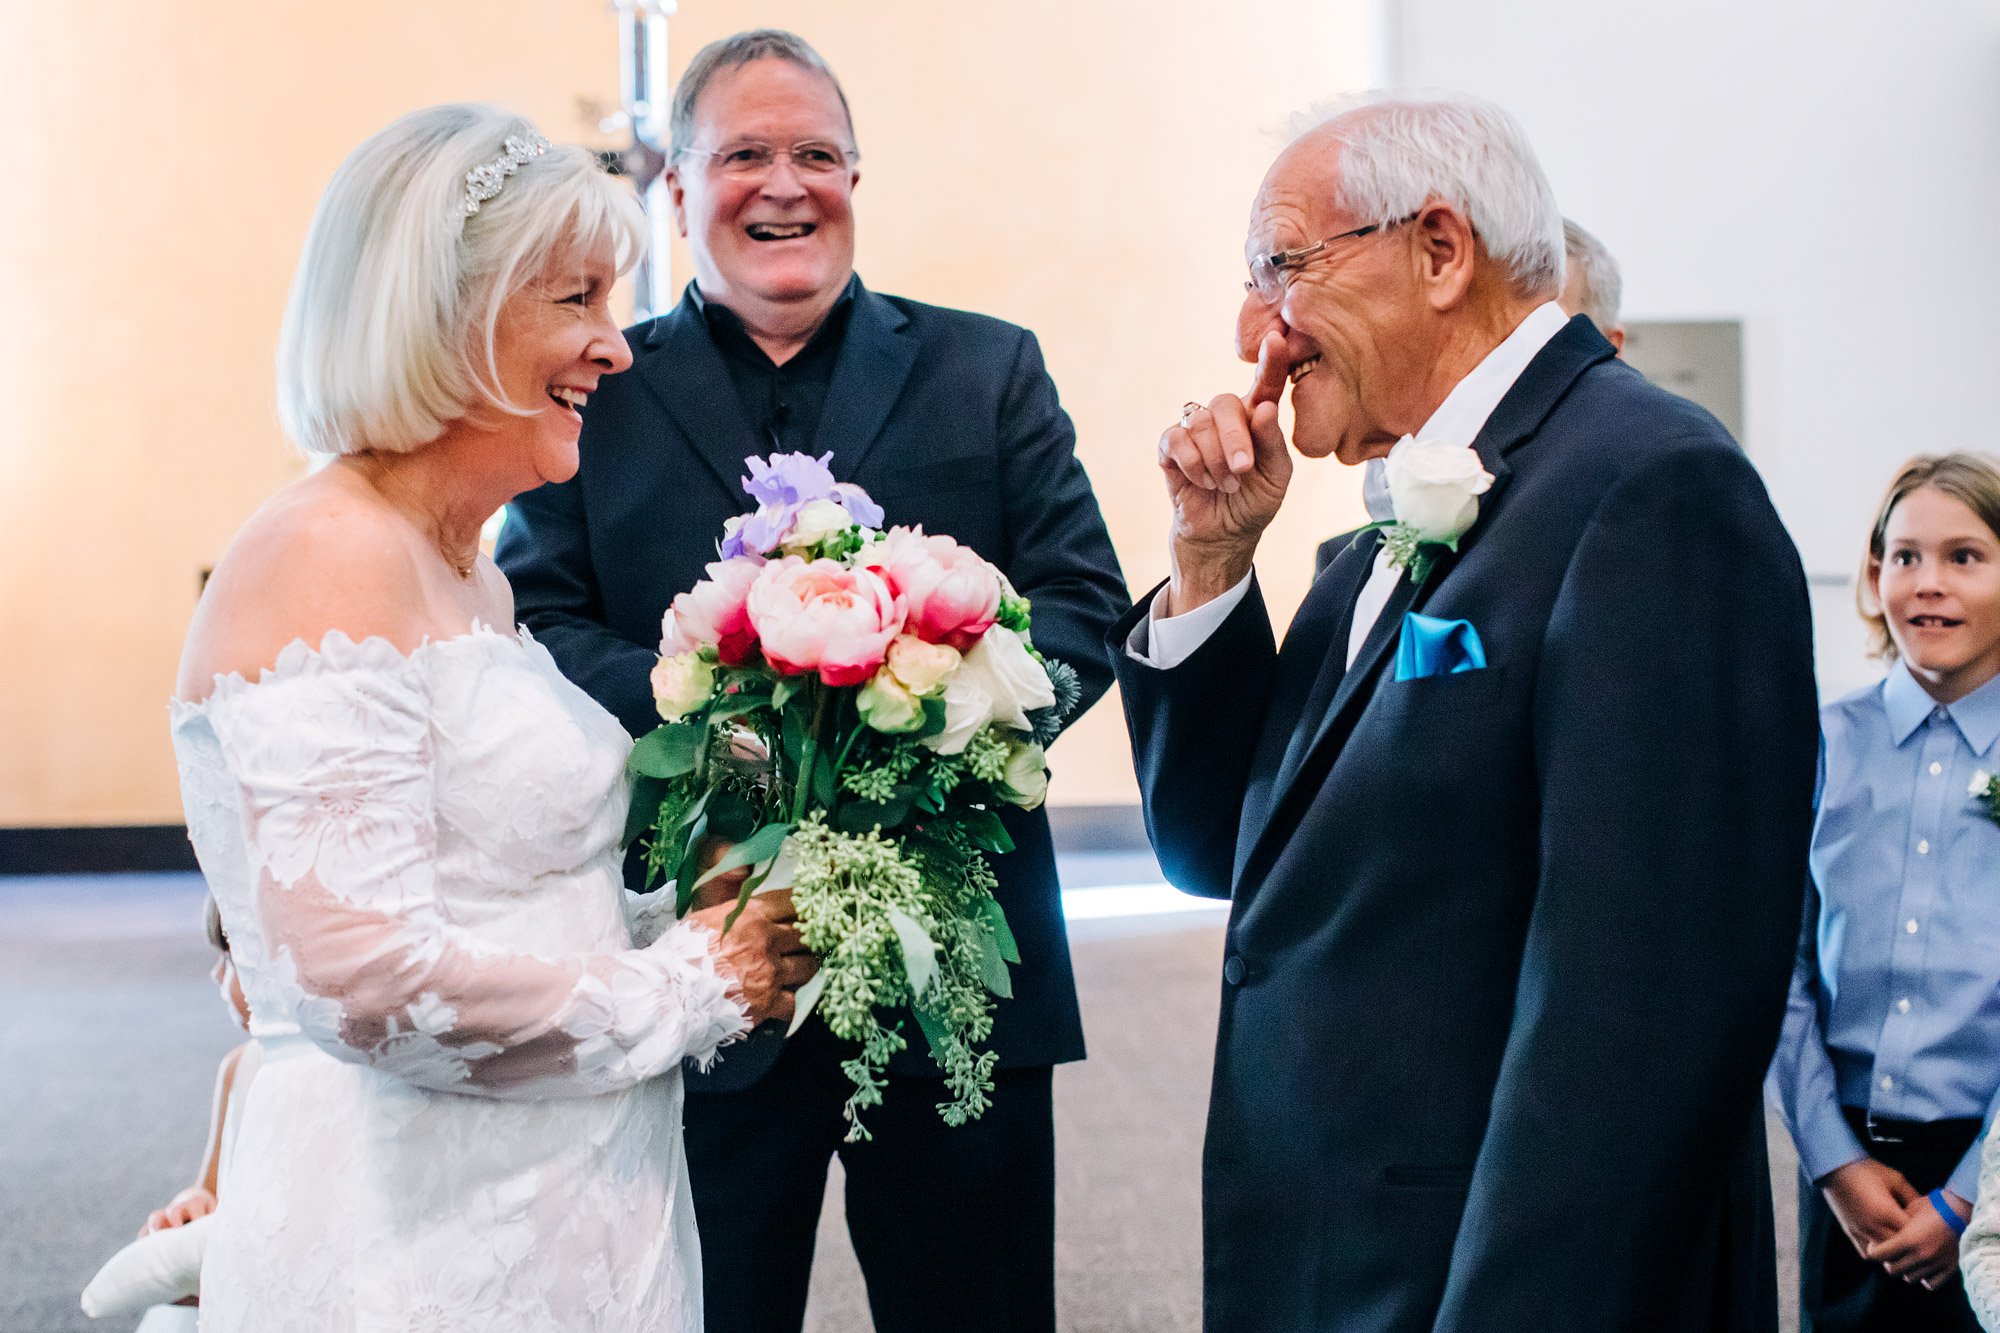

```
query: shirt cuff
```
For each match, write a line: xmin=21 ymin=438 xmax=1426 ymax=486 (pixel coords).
xmin=1125 ymin=574 xmax=1253 ymax=669
xmin=1796 ymin=1100 xmax=1870 ymax=1185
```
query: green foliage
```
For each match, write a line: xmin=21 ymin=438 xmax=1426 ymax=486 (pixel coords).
xmin=628 ymin=723 xmax=704 ymax=779
xmin=786 ymin=814 xmax=1014 ymax=1140
xmin=997 ymin=590 xmax=1032 ymax=633
xmin=962 ymin=727 xmax=1011 ymax=784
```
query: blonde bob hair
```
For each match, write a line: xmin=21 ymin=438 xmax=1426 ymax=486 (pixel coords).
xmin=1857 ymin=451 xmax=2000 ymax=659
xmin=277 ymin=103 xmax=646 ymax=457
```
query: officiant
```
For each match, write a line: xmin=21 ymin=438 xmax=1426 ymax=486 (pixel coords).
xmin=495 ymin=28 xmax=1126 ymax=1333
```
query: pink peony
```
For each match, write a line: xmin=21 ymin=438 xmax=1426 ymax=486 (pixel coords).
xmin=745 ymin=557 xmax=905 ymax=687
xmin=860 ymin=527 xmax=1001 ymax=651
xmin=661 ymin=560 xmax=762 ymax=666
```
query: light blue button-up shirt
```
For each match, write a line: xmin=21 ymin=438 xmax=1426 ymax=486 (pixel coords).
xmin=1768 ymin=662 xmax=2000 ymax=1201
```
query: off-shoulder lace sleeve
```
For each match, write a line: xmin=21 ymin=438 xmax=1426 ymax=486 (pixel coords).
xmin=204 ymin=637 xmax=747 ymax=1098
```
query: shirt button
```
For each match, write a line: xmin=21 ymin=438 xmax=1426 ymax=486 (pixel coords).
xmin=1918 ymin=839 xmax=1931 ymax=855
xmin=1907 ymin=919 xmax=1920 ymax=934
xmin=1931 ymin=762 xmax=1945 ymax=776
xmin=1882 ymin=1075 xmax=1895 ymax=1091
xmin=1898 ymin=997 xmax=1912 ymax=1013
xmin=1223 ymin=955 xmax=1247 ymax=986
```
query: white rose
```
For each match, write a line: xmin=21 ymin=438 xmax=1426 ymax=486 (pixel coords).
xmin=1973 ymin=770 xmax=1994 ymax=798
xmin=781 ymin=498 xmax=857 ymax=553
xmin=923 ymin=625 xmax=1054 ymax=754
xmin=999 ymin=740 xmax=1050 ymax=809
xmin=1384 ymin=435 xmax=1496 ymax=545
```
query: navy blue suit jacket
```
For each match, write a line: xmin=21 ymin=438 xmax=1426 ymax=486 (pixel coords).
xmin=1113 ymin=317 xmax=1818 ymax=1332
xmin=498 ymin=280 xmax=1127 ymax=1086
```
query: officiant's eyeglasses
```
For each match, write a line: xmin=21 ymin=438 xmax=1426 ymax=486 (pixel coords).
xmin=1245 ymin=212 xmax=1419 ymax=304
xmin=677 ymin=141 xmax=859 ymax=178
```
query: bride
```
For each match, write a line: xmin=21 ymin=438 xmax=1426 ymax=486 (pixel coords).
xmin=170 ymin=104 xmax=816 ymax=1330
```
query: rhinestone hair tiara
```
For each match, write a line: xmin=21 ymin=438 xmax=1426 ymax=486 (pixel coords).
xmin=459 ymin=133 xmax=550 ymax=218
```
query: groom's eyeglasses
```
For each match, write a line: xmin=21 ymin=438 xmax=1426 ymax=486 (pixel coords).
xmin=677 ymin=141 xmax=859 ymax=178
xmin=1244 ymin=212 xmax=1420 ymax=304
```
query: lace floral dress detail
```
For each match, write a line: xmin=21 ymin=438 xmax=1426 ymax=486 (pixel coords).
xmin=170 ymin=627 xmax=746 ymax=1332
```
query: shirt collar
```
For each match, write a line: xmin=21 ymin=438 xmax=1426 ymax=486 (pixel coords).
xmin=690 ymin=275 xmax=859 ymax=363
xmin=1360 ymin=300 xmax=1568 ymax=521
xmin=1882 ymin=659 xmax=2000 ymax=755
xmin=1414 ymin=300 xmax=1570 ymax=449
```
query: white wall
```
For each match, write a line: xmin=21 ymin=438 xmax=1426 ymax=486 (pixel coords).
xmin=1388 ymin=0 xmax=2000 ymax=698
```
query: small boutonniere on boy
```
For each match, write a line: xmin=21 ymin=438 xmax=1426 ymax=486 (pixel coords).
xmin=1364 ymin=435 xmax=1496 ymax=584
xmin=1971 ymin=770 xmax=2000 ymax=826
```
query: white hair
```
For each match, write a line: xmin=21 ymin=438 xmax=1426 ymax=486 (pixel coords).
xmin=1290 ymin=91 xmax=1565 ymax=300
xmin=277 ymin=103 xmax=646 ymax=457
xmin=1562 ymin=217 xmax=1623 ymax=332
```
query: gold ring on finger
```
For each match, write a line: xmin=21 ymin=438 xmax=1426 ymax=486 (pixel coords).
xmin=1180 ymin=400 xmax=1202 ymax=429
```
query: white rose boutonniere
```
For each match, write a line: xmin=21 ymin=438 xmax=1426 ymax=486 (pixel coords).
xmin=1373 ymin=435 xmax=1497 ymax=583
xmin=1971 ymin=770 xmax=1999 ymax=826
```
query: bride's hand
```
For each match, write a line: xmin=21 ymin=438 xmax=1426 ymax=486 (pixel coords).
xmin=142 ymin=1185 xmax=217 ymax=1236
xmin=689 ymin=889 xmax=818 ymax=1027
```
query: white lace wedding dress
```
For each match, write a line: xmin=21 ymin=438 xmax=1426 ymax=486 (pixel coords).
xmin=170 ymin=626 xmax=747 ymax=1332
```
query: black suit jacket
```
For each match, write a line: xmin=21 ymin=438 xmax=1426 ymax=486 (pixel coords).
xmin=1113 ymin=317 xmax=1818 ymax=1332
xmin=498 ymin=280 xmax=1127 ymax=1086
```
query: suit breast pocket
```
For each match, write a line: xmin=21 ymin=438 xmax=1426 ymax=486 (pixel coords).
xmin=1376 ymin=664 xmax=1509 ymax=721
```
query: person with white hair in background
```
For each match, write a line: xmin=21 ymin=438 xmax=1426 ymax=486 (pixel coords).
xmin=1559 ymin=216 xmax=1626 ymax=353
xmin=168 ymin=103 xmax=815 ymax=1330
xmin=1111 ymin=91 xmax=1819 ymax=1329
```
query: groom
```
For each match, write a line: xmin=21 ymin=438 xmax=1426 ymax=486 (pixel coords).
xmin=1115 ymin=94 xmax=1819 ymax=1330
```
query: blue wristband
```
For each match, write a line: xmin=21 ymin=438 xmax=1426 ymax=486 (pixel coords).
xmin=1930 ymin=1188 xmax=1969 ymax=1237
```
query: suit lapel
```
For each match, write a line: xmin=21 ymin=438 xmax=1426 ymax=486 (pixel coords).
xmin=1233 ymin=315 xmax=1616 ymax=894
xmin=808 ymin=283 xmax=918 ymax=478
xmin=1234 ymin=533 xmax=1379 ymax=878
xmin=634 ymin=292 xmax=766 ymax=500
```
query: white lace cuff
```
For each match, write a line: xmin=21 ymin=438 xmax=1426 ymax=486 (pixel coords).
xmin=561 ymin=920 xmax=749 ymax=1082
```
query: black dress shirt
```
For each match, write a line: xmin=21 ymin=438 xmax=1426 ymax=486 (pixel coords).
xmin=693 ymin=278 xmax=857 ymax=454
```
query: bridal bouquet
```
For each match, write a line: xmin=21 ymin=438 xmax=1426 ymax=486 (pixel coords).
xmin=629 ymin=451 xmax=1079 ymax=1139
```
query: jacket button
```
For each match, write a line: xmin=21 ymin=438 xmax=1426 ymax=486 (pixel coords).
xmin=1223 ymin=955 xmax=1247 ymax=986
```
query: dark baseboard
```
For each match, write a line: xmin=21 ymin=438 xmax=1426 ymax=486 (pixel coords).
xmin=1046 ymin=803 xmax=1148 ymax=853
xmin=0 ymin=825 xmax=200 ymax=876
xmin=0 ymin=805 xmax=1148 ymax=876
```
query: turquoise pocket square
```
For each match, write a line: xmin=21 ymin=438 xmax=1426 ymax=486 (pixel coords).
xmin=1394 ymin=612 xmax=1487 ymax=682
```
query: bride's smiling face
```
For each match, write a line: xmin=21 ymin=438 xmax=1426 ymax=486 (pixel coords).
xmin=481 ymin=235 xmax=632 ymax=485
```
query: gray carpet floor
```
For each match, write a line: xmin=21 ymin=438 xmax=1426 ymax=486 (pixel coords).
xmin=0 ymin=864 xmax=1799 ymax=1332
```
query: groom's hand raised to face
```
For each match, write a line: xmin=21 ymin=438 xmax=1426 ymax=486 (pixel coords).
xmin=1160 ymin=330 xmax=1294 ymax=616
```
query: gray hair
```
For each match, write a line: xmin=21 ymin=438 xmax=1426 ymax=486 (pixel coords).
xmin=1292 ymin=91 xmax=1565 ymax=300
xmin=670 ymin=30 xmax=856 ymax=157
xmin=276 ymin=103 xmax=645 ymax=457
xmin=1562 ymin=218 xmax=1623 ymax=333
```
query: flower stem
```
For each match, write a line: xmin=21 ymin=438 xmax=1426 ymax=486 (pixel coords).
xmin=791 ymin=683 xmax=828 ymax=825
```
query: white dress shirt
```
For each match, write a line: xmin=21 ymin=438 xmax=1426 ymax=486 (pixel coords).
xmin=1130 ymin=301 xmax=1570 ymax=669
